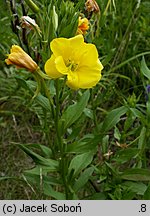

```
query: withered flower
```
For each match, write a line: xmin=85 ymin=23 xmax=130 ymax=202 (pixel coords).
xmin=85 ymin=0 xmax=100 ymax=13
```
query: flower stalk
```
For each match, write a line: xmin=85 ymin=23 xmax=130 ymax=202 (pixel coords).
xmin=54 ymin=79 xmax=71 ymax=199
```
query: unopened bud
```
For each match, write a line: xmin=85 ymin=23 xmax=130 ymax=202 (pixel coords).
xmin=24 ymin=0 xmax=39 ymax=13
xmin=5 ymin=45 xmax=38 ymax=72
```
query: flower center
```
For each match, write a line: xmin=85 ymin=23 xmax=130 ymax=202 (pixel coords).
xmin=66 ymin=59 xmax=78 ymax=72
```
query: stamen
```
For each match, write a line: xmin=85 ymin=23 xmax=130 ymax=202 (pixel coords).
xmin=66 ymin=59 xmax=78 ymax=71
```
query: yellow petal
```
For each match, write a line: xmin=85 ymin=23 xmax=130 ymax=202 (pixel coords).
xmin=79 ymin=43 xmax=100 ymax=67
xmin=55 ymin=56 xmax=68 ymax=74
xmin=11 ymin=45 xmax=23 ymax=53
xmin=76 ymin=66 xmax=102 ymax=89
xmin=68 ymin=58 xmax=103 ymax=89
xmin=68 ymin=35 xmax=84 ymax=49
xmin=77 ymin=17 xmax=89 ymax=35
xmin=44 ymin=54 xmax=62 ymax=78
xmin=51 ymin=35 xmax=84 ymax=60
xmin=50 ymin=38 xmax=71 ymax=60
xmin=5 ymin=58 xmax=12 ymax=65
xmin=66 ymin=72 xmax=79 ymax=90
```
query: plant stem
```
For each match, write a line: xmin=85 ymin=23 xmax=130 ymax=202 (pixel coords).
xmin=35 ymin=71 xmax=55 ymax=156
xmin=91 ymin=89 xmax=99 ymax=132
xmin=55 ymin=79 xmax=70 ymax=199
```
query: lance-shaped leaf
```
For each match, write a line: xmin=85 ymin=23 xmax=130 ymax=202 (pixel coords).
xmin=121 ymin=168 xmax=150 ymax=181
xmin=141 ymin=56 xmax=150 ymax=80
xmin=60 ymin=90 xmax=90 ymax=131
xmin=68 ymin=151 xmax=94 ymax=178
xmin=101 ymin=106 xmax=128 ymax=133
xmin=18 ymin=144 xmax=58 ymax=171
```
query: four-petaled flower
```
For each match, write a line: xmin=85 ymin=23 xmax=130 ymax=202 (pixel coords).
xmin=77 ymin=16 xmax=89 ymax=35
xmin=5 ymin=45 xmax=38 ymax=72
xmin=44 ymin=35 xmax=103 ymax=90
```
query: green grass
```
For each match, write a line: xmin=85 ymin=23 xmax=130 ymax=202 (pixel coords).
xmin=0 ymin=0 xmax=150 ymax=199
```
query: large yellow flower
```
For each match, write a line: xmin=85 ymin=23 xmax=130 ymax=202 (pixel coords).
xmin=44 ymin=35 xmax=103 ymax=89
xmin=5 ymin=45 xmax=38 ymax=72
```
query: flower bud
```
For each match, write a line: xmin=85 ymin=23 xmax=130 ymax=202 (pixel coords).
xmin=24 ymin=0 xmax=39 ymax=13
xmin=5 ymin=45 xmax=38 ymax=72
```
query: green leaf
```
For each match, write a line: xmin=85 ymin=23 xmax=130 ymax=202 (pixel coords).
xmin=144 ymin=183 xmax=150 ymax=199
xmin=43 ymin=183 xmax=65 ymax=200
xmin=83 ymin=108 xmax=94 ymax=119
xmin=86 ymin=193 xmax=106 ymax=200
xmin=67 ymin=134 xmax=99 ymax=153
xmin=60 ymin=90 xmax=90 ymax=130
xmin=138 ymin=127 xmax=146 ymax=152
xmin=60 ymin=13 xmax=79 ymax=37
xmin=114 ymin=126 xmax=121 ymax=141
xmin=146 ymin=100 xmax=150 ymax=122
xmin=68 ymin=151 xmax=94 ymax=177
xmin=23 ymin=172 xmax=65 ymax=200
xmin=73 ymin=167 xmax=94 ymax=192
xmin=114 ymin=148 xmax=139 ymax=163
xmin=130 ymin=108 xmax=145 ymax=120
xmin=24 ymin=165 xmax=53 ymax=175
xmin=105 ymin=162 xmax=119 ymax=175
xmin=18 ymin=144 xmax=58 ymax=170
xmin=121 ymin=168 xmax=150 ymax=181
xmin=15 ymin=77 xmax=51 ymax=111
xmin=102 ymin=135 xmax=109 ymax=154
xmin=15 ymin=76 xmax=31 ymax=91
xmin=121 ymin=191 xmax=136 ymax=200
xmin=24 ymin=168 xmax=61 ymax=185
xmin=101 ymin=106 xmax=128 ymax=133
xmin=39 ymin=145 xmax=52 ymax=158
xmin=35 ymin=94 xmax=51 ymax=111
xmin=25 ymin=143 xmax=53 ymax=158
xmin=122 ymin=181 xmax=147 ymax=195
xmin=141 ymin=56 xmax=150 ymax=80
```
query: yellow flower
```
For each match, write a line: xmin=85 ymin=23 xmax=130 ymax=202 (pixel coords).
xmin=77 ymin=16 xmax=89 ymax=35
xmin=44 ymin=35 xmax=103 ymax=90
xmin=5 ymin=45 xmax=38 ymax=72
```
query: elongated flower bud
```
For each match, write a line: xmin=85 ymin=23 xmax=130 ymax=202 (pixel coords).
xmin=5 ymin=45 xmax=38 ymax=72
xmin=24 ymin=0 xmax=39 ymax=13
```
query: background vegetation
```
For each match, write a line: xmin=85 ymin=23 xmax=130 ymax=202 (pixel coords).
xmin=0 ymin=0 xmax=150 ymax=199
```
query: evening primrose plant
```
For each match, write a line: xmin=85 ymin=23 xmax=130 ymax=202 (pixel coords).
xmin=5 ymin=0 xmax=103 ymax=198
